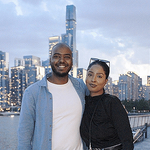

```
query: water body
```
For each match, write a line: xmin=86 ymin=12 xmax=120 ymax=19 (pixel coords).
xmin=0 ymin=115 xmax=19 ymax=150
xmin=0 ymin=114 xmax=149 ymax=150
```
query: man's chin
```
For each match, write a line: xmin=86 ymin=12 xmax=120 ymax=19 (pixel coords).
xmin=54 ymin=72 xmax=68 ymax=77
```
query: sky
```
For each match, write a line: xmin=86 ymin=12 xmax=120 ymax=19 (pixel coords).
xmin=0 ymin=0 xmax=150 ymax=84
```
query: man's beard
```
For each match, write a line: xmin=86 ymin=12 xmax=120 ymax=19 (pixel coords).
xmin=51 ymin=64 xmax=72 ymax=77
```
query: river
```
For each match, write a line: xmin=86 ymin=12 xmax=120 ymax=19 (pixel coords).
xmin=0 ymin=114 xmax=150 ymax=150
xmin=0 ymin=115 xmax=19 ymax=150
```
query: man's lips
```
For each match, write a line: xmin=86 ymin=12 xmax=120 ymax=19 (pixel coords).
xmin=58 ymin=65 xmax=65 ymax=68
xmin=89 ymin=83 xmax=97 ymax=88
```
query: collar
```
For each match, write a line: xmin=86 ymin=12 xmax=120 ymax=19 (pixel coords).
xmin=37 ymin=72 xmax=78 ymax=87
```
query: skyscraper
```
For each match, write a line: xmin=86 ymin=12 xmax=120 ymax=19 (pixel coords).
xmin=77 ymin=68 xmax=87 ymax=82
xmin=48 ymin=5 xmax=78 ymax=77
xmin=66 ymin=5 xmax=77 ymax=77
xmin=23 ymin=55 xmax=44 ymax=87
xmin=118 ymin=71 xmax=143 ymax=101
xmin=0 ymin=51 xmax=9 ymax=107
xmin=147 ymin=76 xmax=150 ymax=86
xmin=118 ymin=74 xmax=131 ymax=101
xmin=11 ymin=65 xmax=25 ymax=105
xmin=128 ymin=71 xmax=139 ymax=101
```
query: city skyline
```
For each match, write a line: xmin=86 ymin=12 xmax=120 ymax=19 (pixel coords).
xmin=0 ymin=49 xmax=149 ymax=86
xmin=0 ymin=0 xmax=150 ymax=84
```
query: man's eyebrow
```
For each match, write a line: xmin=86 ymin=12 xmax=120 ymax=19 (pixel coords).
xmin=53 ymin=53 xmax=71 ymax=56
xmin=53 ymin=53 xmax=60 ymax=55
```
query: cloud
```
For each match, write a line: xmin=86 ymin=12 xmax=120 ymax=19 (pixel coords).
xmin=0 ymin=0 xmax=150 ymax=84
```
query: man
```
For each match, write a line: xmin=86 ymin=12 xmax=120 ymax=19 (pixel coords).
xmin=18 ymin=43 xmax=88 ymax=150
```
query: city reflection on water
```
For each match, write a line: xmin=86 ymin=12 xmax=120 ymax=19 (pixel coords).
xmin=0 ymin=115 xmax=19 ymax=150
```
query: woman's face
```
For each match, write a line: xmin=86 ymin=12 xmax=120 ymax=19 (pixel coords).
xmin=86 ymin=64 xmax=108 ymax=97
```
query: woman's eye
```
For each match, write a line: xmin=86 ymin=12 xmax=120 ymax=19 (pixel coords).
xmin=88 ymin=74 xmax=92 ymax=77
xmin=97 ymin=75 xmax=102 ymax=78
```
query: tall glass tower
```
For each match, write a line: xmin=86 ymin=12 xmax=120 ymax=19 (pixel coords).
xmin=48 ymin=5 xmax=78 ymax=77
xmin=66 ymin=5 xmax=77 ymax=77
xmin=0 ymin=51 xmax=9 ymax=107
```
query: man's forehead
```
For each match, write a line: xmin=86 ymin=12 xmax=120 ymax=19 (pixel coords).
xmin=52 ymin=46 xmax=72 ymax=55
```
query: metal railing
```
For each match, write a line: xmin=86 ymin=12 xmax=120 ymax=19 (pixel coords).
xmin=128 ymin=114 xmax=150 ymax=143
xmin=128 ymin=114 xmax=150 ymax=129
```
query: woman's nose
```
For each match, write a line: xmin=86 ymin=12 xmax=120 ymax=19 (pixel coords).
xmin=91 ymin=75 xmax=96 ymax=82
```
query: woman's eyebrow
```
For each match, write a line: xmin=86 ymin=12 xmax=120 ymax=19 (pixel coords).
xmin=97 ymin=73 xmax=104 ymax=75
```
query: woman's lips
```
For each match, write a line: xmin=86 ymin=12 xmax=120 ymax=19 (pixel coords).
xmin=89 ymin=83 xmax=97 ymax=88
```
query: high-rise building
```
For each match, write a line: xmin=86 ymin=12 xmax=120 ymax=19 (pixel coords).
xmin=42 ymin=59 xmax=51 ymax=74
xmin=11 ymin=56 xmax=45 ymax=106
xmin=147 ymin=76 xmax=150 ymax=86
xmin=27 ymin=65 xmax=45 ymax=86
xmin=23 ymin=55 xmax=43 ymax=87
xmin=23 ymin=55 xmax=41 ymax=68
xmin=11 ymin=66 xmax=25 ymax=106
xmin=0 ymin=51 xmax=9 ymax=107
xmin=48 ymin=5 xmax=78 ymax=77
xmin=118 ymin=74 xmax=131 ymax=101
xmin=105 ymin=77 xmax=113 ymax=95
xmin=77 ymin=68 xmax=87 ymax=83
xmin=66 ymin=5 xmax=77 ymax=77
xmin=49 ymin=36 xmax=62 ymax=60
xmin=127 ymin=71 xmax=139 ymax=101
xmin=14 ymin=58 xmax=25 ymax=67
xmin=118 ymin=72 xmax=143 ymax=101
xmin=143 ymin=85 xmax=150 ymax=100
xmin=112 ymin=80 xmax=119 ymax=98
xmin=138 ymin=76 xmax=143 ymax=100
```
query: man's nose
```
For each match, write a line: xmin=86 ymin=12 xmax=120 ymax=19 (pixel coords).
xmin=59 ymin=56 xmax=65 ymax=62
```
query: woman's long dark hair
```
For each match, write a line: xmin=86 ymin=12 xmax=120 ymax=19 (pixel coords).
xmin=87 ymin=60 xmax=110 ymax=79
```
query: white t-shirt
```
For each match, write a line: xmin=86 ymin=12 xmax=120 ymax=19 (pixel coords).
xmin=47 ymin=79 xmax=83 ymax=150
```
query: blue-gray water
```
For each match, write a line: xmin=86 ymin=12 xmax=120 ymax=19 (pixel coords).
xmin=0 ymin=115 xmax=19 ymax=150
xmin=0 ymin=114 xmax=150 ymax=150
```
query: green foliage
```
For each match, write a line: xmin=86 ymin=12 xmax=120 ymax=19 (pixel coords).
xmin=122 ymin=99 xmax=150 ymax=112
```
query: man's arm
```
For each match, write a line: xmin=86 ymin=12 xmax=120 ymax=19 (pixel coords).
xmin=18 ymin=88 xmax=36 ymax=150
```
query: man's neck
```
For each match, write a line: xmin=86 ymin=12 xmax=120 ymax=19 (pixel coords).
xmin=47 ymin=73 xmax=69 ymax=85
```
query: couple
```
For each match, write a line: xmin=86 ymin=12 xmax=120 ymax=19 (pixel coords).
xmin=18 ymin=43 xmax=134 ymax=150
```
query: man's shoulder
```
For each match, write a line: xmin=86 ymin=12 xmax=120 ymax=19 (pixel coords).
xmin=69 ymin=75 xmax=85 ymax=85
xmin=25 ymin=75 xmax=47 ymax=92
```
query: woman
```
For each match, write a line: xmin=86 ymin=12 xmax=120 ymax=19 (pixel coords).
xmin=80 ymin=60 xmax=134 ymax=150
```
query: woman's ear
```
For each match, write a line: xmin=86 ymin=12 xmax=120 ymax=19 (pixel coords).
xmin=105 ymin=79 xmax=108 ymax=84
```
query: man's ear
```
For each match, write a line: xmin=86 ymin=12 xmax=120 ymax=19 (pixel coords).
xmin=50 ymin=57 xmax=51 ymax=64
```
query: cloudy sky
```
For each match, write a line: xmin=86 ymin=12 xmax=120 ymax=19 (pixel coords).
xmin=0 ymin=0 xmax=150 ymax=84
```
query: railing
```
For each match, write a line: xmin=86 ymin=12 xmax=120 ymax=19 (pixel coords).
xmin=128 ymin=114 xmax=150 ymax=143
xmin=128 ymin=114 xmax=150 ymax=129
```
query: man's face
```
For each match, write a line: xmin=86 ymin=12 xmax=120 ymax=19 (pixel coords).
xmin=50 ymin=46 xmax=72 ymax=77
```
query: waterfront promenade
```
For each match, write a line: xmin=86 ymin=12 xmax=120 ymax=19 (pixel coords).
xmin=134 ymin=126 xmax=150 ymax=150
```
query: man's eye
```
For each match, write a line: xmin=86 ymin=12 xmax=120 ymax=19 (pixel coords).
xmin=64 ymin=56 xmax=71 ymax=59
xmin=53 ymin=55 xmax=59 ymax=58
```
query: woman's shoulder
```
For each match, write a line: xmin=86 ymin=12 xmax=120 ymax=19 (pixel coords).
xmin=104 ymin=93 xmax=119 ymax=99
xmin=104 ymin=93 xmax=121 ymax=104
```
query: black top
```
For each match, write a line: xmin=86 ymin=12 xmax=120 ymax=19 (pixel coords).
xmin=80 ymin=93 xmax=134 ymax=150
